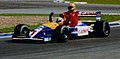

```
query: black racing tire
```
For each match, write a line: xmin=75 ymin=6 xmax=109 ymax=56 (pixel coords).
xmin=12 ymin=24 xmax=30 ymax=38
xmin=51 ymin=26 xmax=70 ymax=43
xmin=93 ymin=21 xmax=110 ymax=37
xmin=61 ymin=26 xmax=71 ymax=42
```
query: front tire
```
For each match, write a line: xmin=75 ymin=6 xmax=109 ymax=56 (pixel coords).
xmin=51 ymin=26 xmax=70 ymax=42
xmin=12 ymin=24 xmax=30 ymax=38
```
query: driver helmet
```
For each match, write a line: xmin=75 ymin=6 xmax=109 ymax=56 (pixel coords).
xmin=68 ymin=3 xmax=76 ymax=11
xmin=56 ymin=17 xmax=64 ymax=24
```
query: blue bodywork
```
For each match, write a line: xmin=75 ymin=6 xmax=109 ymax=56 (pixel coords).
xmin=30 ymin=22 xmax=87 ymax=40
xmin=31 ymin=26 xmax=53 ymax=39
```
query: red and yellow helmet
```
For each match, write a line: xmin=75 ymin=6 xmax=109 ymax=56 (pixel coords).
xmin=68 ymin=3 xmax=76 ymax=11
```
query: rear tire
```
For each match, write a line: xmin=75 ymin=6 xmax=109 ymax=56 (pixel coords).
xmin=93 ymin=21 xmax=110 ymax=37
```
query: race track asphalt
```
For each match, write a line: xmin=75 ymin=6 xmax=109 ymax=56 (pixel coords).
xmin=0 ymin=1 xmax=119 ymax=14
xmin=0 ymin=1 xmax=120 ymax=59
xmin=0 ymin=27 xmax=120 ymax=59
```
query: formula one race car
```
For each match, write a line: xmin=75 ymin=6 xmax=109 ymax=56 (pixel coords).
xmin=12 ymin=11 xmax=110 ymax=43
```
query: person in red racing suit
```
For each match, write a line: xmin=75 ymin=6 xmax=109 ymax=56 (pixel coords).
xmin=59 ymin=3 xmax=79 ymax=27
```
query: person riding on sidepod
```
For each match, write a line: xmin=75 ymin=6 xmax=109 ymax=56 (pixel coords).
xmin=60 ymin=3 xmax=79 ymax=27
xmin=52 ymin=3 xmax=79 ymax=42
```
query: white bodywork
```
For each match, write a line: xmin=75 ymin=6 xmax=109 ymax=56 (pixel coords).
xmin=70 ymin=25 xmax=94 ymax=36
xmin=76 ymin=26 xmax=89 ymax=36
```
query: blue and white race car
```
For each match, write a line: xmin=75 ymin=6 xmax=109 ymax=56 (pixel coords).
xmin=12 ymin=12 xmax=110 ymax=43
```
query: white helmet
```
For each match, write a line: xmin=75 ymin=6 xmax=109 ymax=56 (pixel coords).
xmin=56 ymin=17 xmax=64 ymax=24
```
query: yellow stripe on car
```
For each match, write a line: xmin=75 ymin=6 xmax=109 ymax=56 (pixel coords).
xmin=43 ymin=22 xmax=59 ymax=29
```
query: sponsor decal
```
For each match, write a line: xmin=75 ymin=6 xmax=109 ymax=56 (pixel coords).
xmin=78 ymin=29 xmax=88 ymax=34
xmin=77 ymin=26 xmax=89 ymax=36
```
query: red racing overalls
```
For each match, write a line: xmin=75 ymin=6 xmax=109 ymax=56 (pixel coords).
xmin=63 ymin=11 xmax=79 ymax=27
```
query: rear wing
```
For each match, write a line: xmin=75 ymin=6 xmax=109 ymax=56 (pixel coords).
xmin=78 ymin=11 xmax=101 ymax=21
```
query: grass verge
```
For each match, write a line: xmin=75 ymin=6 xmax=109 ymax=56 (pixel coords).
xmin=0 ymin=24 xmax=40 ymax=33
xmin=0 ymin=15 xmax=120 ymax=33
xmin=0 ymin=13 xmax=58 ymax=17
xmin=80 ymin=15 xmax=120 ymax=22
xmin=65 ymin=0 xmax=120 ymax=5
